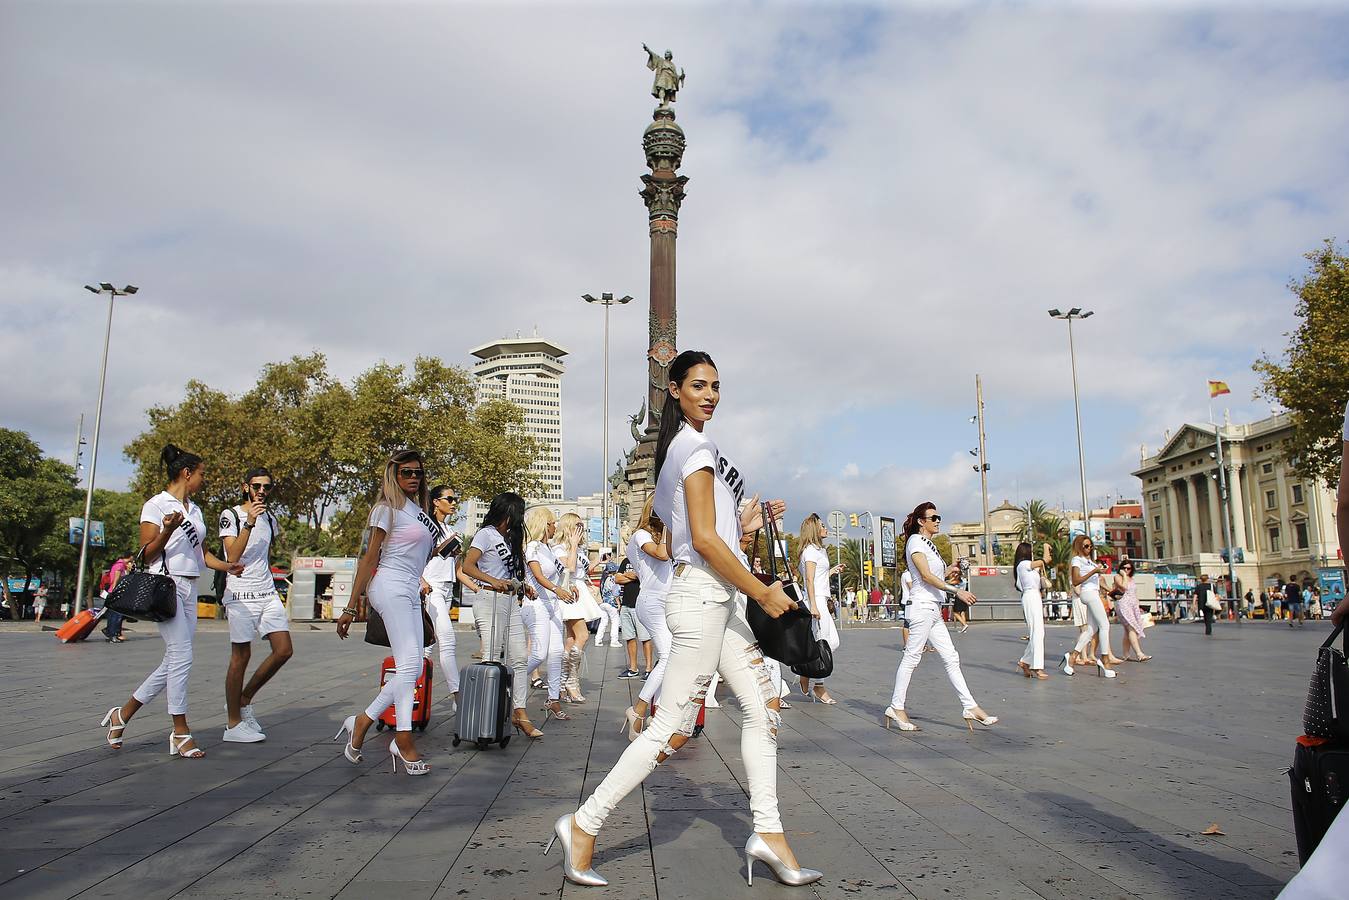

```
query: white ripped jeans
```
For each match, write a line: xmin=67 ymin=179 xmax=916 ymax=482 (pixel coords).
xmin=890 ymin=602 xmax=977 ymax=712
xmin=636 ymin=588 xmax=672 ymax=705
xmin=423 ymin=583 xmax=459 ymax=696
xmin=132 ymin=575 xmax=198 ymax=715
xmin=521 ymin=596 xmax=564 ymax=702
xmin=365 ymin=572 xmax=423 ymax=732
xmin=476 ymin=590 xmax=529 ymax=709
xmin=1072 ymin=587 xmax=1111 ymax=657
xmin=595 ymin=602 xmax=620 ymax=643
xmin=1019 ymin=588 xmax=1045 ymax=670
xmin=576 ymin=564 xmax=783 ymax=835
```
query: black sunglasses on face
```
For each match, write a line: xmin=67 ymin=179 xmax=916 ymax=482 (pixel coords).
xmin=436 ymin=495 xmax=458 ymax=504
xmin=249 ymin=483 xmax=273 ymax=492
xmin=398 ymin=467 xmax=424 ymax=478
xmin=924 ymin=515 xmax=942 ymax=523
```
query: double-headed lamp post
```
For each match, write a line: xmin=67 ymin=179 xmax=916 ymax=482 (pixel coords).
xmin=73 ymin=283 xmax=137 ymax=614
xmin=1048 ymin=307 xmax=1095 ymax=532
xmin=582 ymin=292 xmax=632 ymax=550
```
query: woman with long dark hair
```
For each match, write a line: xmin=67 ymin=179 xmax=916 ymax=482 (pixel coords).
xmin=883 ymin=502 xmax=997 ymax=732
xmin=551 ymin=350 xmax=820 ymax=888
xmin=1012 ymin=541 xmax=1053 ymax=679
xmin=335 ymin=450 xmax=439 ymax=773
xmin=422 ymin=484 xmax=470 ymax=711
xmin=460 ymin=491 xmax=543 ymax=739
xmin=99 ymin=445 xmax=244 ymax=758
xmin=1111 ymin=560 xmax=1151 ymax=662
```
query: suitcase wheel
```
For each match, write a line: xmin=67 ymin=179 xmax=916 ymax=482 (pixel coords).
xmin=499 ymin=736 xmax=510 ymax=749
xmin=452 ymin=736 xmax=461 ymax=747
xmin=476 ymin=739 xmax=489 ymax=751
xmin=416 ymin=723 xmax=427 ymax=733
xmin=375 ymin=721 xmax=386 ymax=732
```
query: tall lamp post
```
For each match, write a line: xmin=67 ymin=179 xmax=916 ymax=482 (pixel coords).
xmin=74 ymin=283 xmax=137 ymax=614
xmin=583 ymin=292 xmax=632 ymax=549
xmin=1049 ymin=308 xmax=1094 ymax=532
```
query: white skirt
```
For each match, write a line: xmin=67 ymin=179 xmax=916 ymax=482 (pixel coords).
xmin=560 ymin=578 xmax=604 ymax=621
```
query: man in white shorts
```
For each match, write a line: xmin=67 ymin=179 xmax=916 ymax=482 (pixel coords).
xmin=219 ymin=467 xmax=293 ymax=742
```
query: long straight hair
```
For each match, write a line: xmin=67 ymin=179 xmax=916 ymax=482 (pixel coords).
xmin=799 ymin=513 xmax=825 ymax=550
xmin=374 ymin=449 xmax=427 ymax=530
xmin=902 ymin=501 xmax=936 ymax=539
xmin=481 ymin=491 xmax=526 ymax=579
xmin=653 ymin=349 xmax=717 ymax=481
xmin=524 ymin=505 xmax=555 ymax=545
xmin=635 ymin=494 xmax=664 ymax=542
xmin=1012 ymin=541 xmax=1033 ymax=589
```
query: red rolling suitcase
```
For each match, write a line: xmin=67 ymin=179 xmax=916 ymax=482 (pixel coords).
xmin=55 ymin=607 xmax=105 ymax=643
xmin=374 ymin=656 xmax=433 ymax=732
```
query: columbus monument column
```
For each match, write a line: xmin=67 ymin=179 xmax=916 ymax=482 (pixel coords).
xmin=623 ymin=44 xmax=688 ymax=510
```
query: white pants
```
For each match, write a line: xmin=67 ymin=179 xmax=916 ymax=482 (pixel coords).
xmin=576 ymin=564 xmax=783 ymax=835
xmin=1019 ymin=589 xmax=1045 ymax=670
xmin=595 ymin=603 xmax=620 ymax=643
xmin=364 ymin=572 xmax=423 ymax=732
xmin=423 ymin=584 xmax=459 ymax=696
xmin=133 ymin=575 xmax=198 ymax=716
xmin=477 ymin=590 xmax=529 ymax=710
xmin=636 ymin=589 xmax=672 ymax=705
xmin=521 ymin=597 xmax=564 ymax=701
xmin=890 ymin=603 xmax=976 ymax=712
xmin=1072 ymin=588 xmax=1111 ymax=656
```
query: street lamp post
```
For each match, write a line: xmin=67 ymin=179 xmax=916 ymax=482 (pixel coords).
xmin=1048 ymin=308 xmax=1094 ymax=532
xmin=74 ymin=283 xmax=137 ymax=614
xmin=972 ymin=375 xmax=991 ymax=565
xmin=582 ymin=293 xmax=632 ymax=550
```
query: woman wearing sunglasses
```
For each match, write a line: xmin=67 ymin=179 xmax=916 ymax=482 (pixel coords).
xmin=335 ymin=450 xmax=440 ymax=774
xmin=422 ymin=485 xmax=472 ymax=713
xmin=1061 ymin=534 xmax=1121 ymax=678
xmin=884 ymin=502 xmax=997 ymax=732
xmin=1111 ymin=560 xmax=1151 ymax=662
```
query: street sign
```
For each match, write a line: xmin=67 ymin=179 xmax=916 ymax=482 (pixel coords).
xmin=828 ymin=511 xmax=845 ymax=532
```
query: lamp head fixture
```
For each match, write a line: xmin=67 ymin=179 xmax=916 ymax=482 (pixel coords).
xmin=99 ymin=282 xmax=114 ymax=291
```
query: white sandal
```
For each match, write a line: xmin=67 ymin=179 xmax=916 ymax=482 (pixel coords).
xmin=169 ymin=732 xmax=206 ymax=759
xmin=100 ymin=707 xmax=126 ymax=749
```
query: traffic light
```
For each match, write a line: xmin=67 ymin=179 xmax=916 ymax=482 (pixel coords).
xmin=849 ymin=513 xmax=859 ymax=527
xmin=863 ymin=560 xmax=873 ymax=577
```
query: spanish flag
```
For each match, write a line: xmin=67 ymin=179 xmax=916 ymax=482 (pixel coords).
xmin=1208 ymin=380 xmax=1231 ymax=398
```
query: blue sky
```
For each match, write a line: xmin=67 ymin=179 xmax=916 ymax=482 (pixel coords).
xmin=2 ymin=1 xmax=1346 ymax=526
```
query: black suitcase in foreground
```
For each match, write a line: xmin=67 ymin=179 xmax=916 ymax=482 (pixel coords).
xmin=1288 ymin=737 xmax=1349 ymax=864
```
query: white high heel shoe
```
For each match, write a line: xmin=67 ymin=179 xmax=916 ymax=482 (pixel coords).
xmin=544 ymin=813 xmax=607 ymax=886
xmin=1061 ymin=652 xmax=1075 ymax=676
xmin=100 ymin=707 xmax=125 ymax=749
xmin=744 ymin=833 xmax=822 ymax=886
xmin=333 ymin=715 xmax=362 ymax=764
xmin=619 ymin=707 xmax=645 ymax=742
xmin=882 ymin=707 xmax=919 ymax=732
xmin=390 ymin=741 xmax=430 ymax=775
xmin=1095 ymin=661 xmax=1117 ymax=679
xmin=962 ymin=709 xmax=999 ymax=730
xmin=168 ymin=732 xmax=205 ymax=759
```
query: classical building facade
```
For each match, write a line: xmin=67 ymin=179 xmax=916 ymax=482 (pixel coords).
xmin=949 ymin=501 xmax=1027 ymax=562
xmin=470 ymin=336 xmax=567 ymax=503
xmin=1133 ymin=413 xmax=1340 ymax=589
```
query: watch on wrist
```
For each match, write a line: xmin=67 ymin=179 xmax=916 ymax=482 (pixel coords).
xmin=242 ymin=521 xmax=254 ymax=529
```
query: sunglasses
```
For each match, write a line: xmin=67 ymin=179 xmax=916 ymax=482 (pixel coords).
xmin=249 ymin=482 xmax=273 ymax=492
xmin=923 ymin=515 xmax=942 ymax=523
xmin=398 ymin=467 xmax=424 ymax=479
xmin=436 ymin=495 xmax=459 ymax=504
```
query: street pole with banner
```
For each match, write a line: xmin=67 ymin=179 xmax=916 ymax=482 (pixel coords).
xmin=829 ymin=510 xmax=846 ymax=629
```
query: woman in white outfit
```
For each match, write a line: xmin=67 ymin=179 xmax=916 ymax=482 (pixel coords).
xmin=336 ymin=450 xmax=439 ymax=774
xmin=1013 ymin=541 xmax=1053 ymax=680
xmin=523 ymin=505 xmax=572 ymax=724
xmin=1061 ymin=534 xmax=1120 ymax=678
xmin=594 ymin=550 xmax=622 ymax=647
xmin=552 ymin=350 xmax=821 ymax=888
xmin=797 ymin=513 xmax=841 ymax=704
xmin=460 ymin=492 xmax=544 ymax=739
xmin=552 ymin=512 xmax=604 ymax=702
xmin=100 ymin=445 xmax=245 ymax=759
xmin=884 ymin=502 xmax=998 ymax=733
xmin=420 ymin=485 xmax=473 ymax=714
xmin=625 ymin=495 xmax=673 ymax=739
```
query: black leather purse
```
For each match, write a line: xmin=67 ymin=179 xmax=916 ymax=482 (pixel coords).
xmin=104 ymin=548 xmax=178 ymax=623
xmin=746 ymin=502 xmax=820 ymax=668
xmin=365 ymin=604 xmax=436 ymax=648
xmin=1303 ymin=623 xmax=1348 ymax=740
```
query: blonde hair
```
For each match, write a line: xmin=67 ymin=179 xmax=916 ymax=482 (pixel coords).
xmin=799 ymin=513 xmax=825 ymax=550
xmin=1071 ymin=534 xmax=1093 ymax=557
xmin=524 ymin=505 xmax=556 ymax=544
xmin=636 ymin=494 xmax=664 ymax=541
xmin=372 ymin=449 xmax=427 ymax=530
xmin=556 ymin=512 xmax=584 ymax=549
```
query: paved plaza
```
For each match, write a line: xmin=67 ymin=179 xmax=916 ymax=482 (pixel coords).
xmin=0 ymin=615 xmax=1324 ymax=899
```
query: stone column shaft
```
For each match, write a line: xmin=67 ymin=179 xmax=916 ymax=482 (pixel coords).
xmin=1185 ymin=477 xmax=1203 ymax=558
xmin=1205 ymin=472 xmax=1222 ymax=553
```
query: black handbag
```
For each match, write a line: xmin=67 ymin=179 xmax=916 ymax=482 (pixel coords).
xmin=104 ymin=549 xmax=178 ymax=623
xmin=1302 ymin=623 xmax=1349 ymax=740
xmin=365 ymin=604 xmax=436 ymax=649
xmin=745 ymin=502 xmax=820 ymax=668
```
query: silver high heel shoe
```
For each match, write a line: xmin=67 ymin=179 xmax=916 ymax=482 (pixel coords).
xmin=744 ymin=833 xmax=822 ymax=886
xmin=333 ymin=715 xmax=362 ymax=764
xmin=543 ymin=813 xmax=607 ymax=886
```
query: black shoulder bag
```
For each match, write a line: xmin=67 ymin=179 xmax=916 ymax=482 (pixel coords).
xmin=745 ymin=502 xmax=822 ymax=669
xmin=1302 ymin=623 xmax=1348 ymax=740
xmin=105 ymin=547 xmax=179 ymax=623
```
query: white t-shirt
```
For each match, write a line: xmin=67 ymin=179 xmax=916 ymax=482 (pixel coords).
xmin=901 ymin=570 xmax=913 ymax=605
xmin=628 ymin=528 xmax=673 ymax=600
xmin=653 ymin=423 xmax=746 ymax=572
xmin=1072 ymin=555 xmax=1100 ymax=593
xmin=904 ymin=534 xmax=948 ymax=607
xmin=369 ymin=500 xmax=436 ymax=581
xmin=141 ymin=492 xmax=207 ymax=576
xmin=525 ymin=540 xmax=563 ymax=599
xmin=219 ymin=506 xmax=279 ymax=594
xmin=471 ymin=525 xmax=518 ymax=582
xmin=798 ymin=544 xmax=831 ymax=614
xmin=1016 ymin=560 xmax=1041 ymax=593
xmin=422 ymin=520 xmax=459 ymax=585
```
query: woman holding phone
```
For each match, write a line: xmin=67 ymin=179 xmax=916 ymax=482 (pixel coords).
xmin=421 ymin=484 xmax=472 ymax=712
xmin=1013 ymin=541 xmax=1053 ymax=679
xmin=1111 ymin=560 xmax=1150 ymax=662
xmin=797 ymin=513 xmax=841 ymax=703
xmin=883 ymin=502 xmax=997 ymax=732
xmin=550 ymin=349 xmax=821 ymax=888
xmin=551 ymin=513 xmax=604 ymax=702
xmin=523 ymin=504 xmax=572 ymax=723
xmin=1061 ymin=534 xmax=1120 ymax=678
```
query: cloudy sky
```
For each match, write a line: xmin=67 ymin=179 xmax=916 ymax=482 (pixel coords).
xmin=3 ymin=0 xmax=1347 ymax=527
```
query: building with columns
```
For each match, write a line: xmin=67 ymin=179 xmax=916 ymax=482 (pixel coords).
xmin=1133 ymin=413 xmax=1340 ymax=591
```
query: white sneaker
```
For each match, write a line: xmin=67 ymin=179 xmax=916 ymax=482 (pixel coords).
xmin=222 ymin=722 xmax=266 ymax=743
xmin=610 ymin=640 xmax=622 ymax=647
xmin=240 ymin=704 xmax=262 ymax=732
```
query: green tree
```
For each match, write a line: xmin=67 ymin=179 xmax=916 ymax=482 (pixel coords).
xmin=1254 ymin=239 xmax=1349 ymax=486
xmin=0 ymin=429 xmax=77 ymax=598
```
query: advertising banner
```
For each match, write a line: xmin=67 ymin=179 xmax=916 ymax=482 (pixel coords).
xmin=879 ymin=516 xmax=896 ymax=568
xmin=1317 ymin=568 xmax=1345 ymax=605
xmin=68 ymin=517 xmax=105 ymax=547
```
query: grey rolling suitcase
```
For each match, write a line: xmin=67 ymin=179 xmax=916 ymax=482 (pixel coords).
xmin=453 ymin=587 xmax=514 ymax=750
